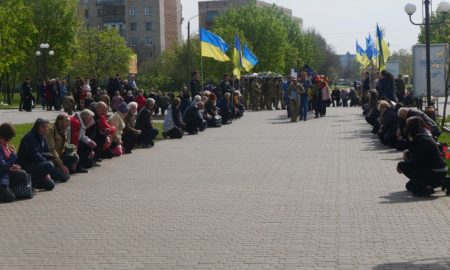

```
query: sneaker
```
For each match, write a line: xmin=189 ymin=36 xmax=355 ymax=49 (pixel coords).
xmin=0 ymin=187 xmax=15 ymax=202
xmin=76 ymin=167 xmax=88 ymax=173
xmin=34 ymin=179 xmax=55 ymax=191
xmin=413 ymin=188 xmax=435 ymax=197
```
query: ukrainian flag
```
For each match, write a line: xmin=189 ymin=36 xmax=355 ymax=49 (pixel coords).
xmin=233 ymin=36 xmax=243 ymax=79
xmin=376 ymin=23 xmax=391 ymax=71
xmin=356 ymin=41 xmax=370 ymax=68
xmin=200 ymin=28 xmax=230 ymax=62
xmin=242 ymin=44 xmax=259 ymax=72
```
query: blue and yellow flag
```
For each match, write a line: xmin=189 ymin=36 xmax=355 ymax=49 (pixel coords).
xmin=200 ymin=28 xmax=230 ymax=62
xmin=356 ymin=41 xmax=370 ymax=68
xmin=242 ymin=44 xmax=259 ymax=72
xmin=233 ymin=36 xmax=243 ymax=79
xmin=376 ymin=23 xmax=391 ymax=71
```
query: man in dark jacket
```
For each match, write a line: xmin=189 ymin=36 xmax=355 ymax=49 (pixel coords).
xmin=21 ymin=77 xmax=34 ymax=112
xmin=217 ymin=74 xmax=232 ymax=98
xmin=397 ymin=117 xmax=447 ymax=196
xmin=17 ymin=119 xmax=68 ymax=190
xmin=377 ymin=70 xmax=397 ymax=102
xmin=398 ymin=107 xmax=440 ymax=138
xmin=190 ymin=71 xmax=202 ymax=99
xmin=135 ymin=98 xmax=159 ymax=147
xmin=183 ymin=101 xmax=207 ymax=134
xmin=395 ymin=75 xmax=406 ymax=102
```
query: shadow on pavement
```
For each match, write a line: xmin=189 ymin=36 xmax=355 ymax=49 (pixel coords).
xmin=373 ymin=258 xmax=450 ymax=270
xmin=379 ymin=190 xmax=440 ymax=204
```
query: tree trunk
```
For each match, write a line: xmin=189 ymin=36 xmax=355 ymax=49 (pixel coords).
xmin=5 ymin=73 xmax=11 ymax=105
xmin=441 ymin=63 xmax=450 ymax=127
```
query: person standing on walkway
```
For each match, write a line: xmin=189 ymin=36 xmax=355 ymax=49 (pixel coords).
xmin=299 ymin=71 xmax=311 ymax=121
xmin=21 ymin=77 xmax=34 ymax=112
xmin=378 ymin=70 xmax=397 ymax=102
xmin=395 ymin=74 xmax=406 ymax=103
xmin=288 ymin=77 xmax=302 ymax=122
xmin=190 ymin=71 xmax=202 ymax=99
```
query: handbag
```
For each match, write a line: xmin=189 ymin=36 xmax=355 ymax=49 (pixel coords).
xmin=11 ymin=174 xmax=34 ymax=200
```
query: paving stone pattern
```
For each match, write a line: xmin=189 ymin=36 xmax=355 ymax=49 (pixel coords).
xmin=1 ymin=107 xmax=450 ymax=270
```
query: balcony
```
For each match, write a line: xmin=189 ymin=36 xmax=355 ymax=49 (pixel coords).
xmin=101 ymin=14 xmax=125 ymax=23
xmin=96 ymin=0 xmax=125 ymax=6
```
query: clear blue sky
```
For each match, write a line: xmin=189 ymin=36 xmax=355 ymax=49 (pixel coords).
xmin=181 ymin=0 xmax=426 ymax=54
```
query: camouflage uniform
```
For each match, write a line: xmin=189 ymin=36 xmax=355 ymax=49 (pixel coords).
xmin=251 ymin=78 xmax=261 ymax=111
xmin=275 ymin=78 xmax=283 ymax=110
xmin=62 ymin=94 xmax=75 ymax=115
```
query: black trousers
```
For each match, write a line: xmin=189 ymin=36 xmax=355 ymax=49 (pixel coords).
xmin=402 ymin=168 xmax=446 ymax=193
xmin=78 ymin=142 xmax=94 ymax=169
xmin=122 ymin=131 xmax=139 ymax=153
xmin=167 ymin=127 xmax=183 ymax=139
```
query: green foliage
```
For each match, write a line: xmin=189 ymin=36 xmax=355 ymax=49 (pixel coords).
xmin=390 ymin=49 xmax=413 ymax=76
xmin=0 ymin=0 xmax=35 ymax=75
xmin=137 ymin=35 xmax=204 ymax=92
xmin=212 ymin=4 xmax=288 ymax=75
xmin=70 ymin=28 xmax=133 ymax=81
xmin=26 ymin=0 xmax=81 ymax=79
xmin=418 ymin=12 xmax=450 ymax=44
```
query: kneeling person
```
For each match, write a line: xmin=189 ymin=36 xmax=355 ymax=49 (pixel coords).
xmin=397 ymin=116 xmax=447 ymax=196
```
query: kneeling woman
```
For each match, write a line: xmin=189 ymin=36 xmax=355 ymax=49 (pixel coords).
xmin=397 ymin=116 xmax=447 ymax=196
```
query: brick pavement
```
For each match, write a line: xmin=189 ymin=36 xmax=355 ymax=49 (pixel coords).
xmin=1 ymin=107 xmax=450 ymax=270
xmin=0 ymin=109 xmax=61 ymax=124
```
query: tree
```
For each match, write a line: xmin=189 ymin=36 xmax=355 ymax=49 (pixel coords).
xmin=0 ymin=0 xmax=35 ymax=103
xmin=390 ymin=49 xmax=413 ymax=77
xmin=418 ymin=12 xmax=450 ymax=44
xmin=70 ymin=28 xmax=133 ymax=81
xmin=25 ymin=0 xmax=80 ymax=79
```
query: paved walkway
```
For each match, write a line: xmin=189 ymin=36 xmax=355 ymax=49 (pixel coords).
xmin=0 ymin=109 xmax=164 ymax=125
xmin=1 ymin=107 xmax=450 ymax=270
xmin=0 ymin=109 xmax=61 ymax=124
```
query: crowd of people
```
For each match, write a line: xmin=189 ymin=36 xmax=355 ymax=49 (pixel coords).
xmin=1 ymin=71 xmax=247 ymax=203
xmin=4 ymin=68 xmax=449 ymax=202
xmin=362 ymin=70 xmax=449 ymax=196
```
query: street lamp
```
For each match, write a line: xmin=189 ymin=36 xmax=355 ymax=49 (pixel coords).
xmin=187 ymin=14 xmax=199 ymax=83
xmin=405 ymin=0 xmax=450 ymax=106
xmin=36 ymin=43 xmax=54 ymax=81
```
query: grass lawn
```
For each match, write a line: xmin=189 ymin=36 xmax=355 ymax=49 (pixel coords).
xmin=0 ymin=95 xmax=21 ymax=109
xmin=10 ymin=122 xmax=164 ymax=150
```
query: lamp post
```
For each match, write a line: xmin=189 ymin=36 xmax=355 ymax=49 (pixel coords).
xmin=36 ymin=43 xmax=54 ymax=104
xmin=405 ymin=1 xmax=450 ymax=106
xmin=36 ymin=43 xmax=55 ymax=81
xmin=187 ymin=14 xmax=199 ymax=83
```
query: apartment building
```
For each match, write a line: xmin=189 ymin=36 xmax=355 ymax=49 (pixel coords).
xmin=79 ymin=0 xmax=182 ymax=63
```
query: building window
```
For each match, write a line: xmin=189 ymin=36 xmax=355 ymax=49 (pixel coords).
xmin=130 ymin=37 xmax=138 ymax=47
xmin=145 ymin=37 xmax=153 ymax=46
xmin=84 ymin=9 xmax=89 ymax=18
xmin=97 ymin=9 xmax=104 ymax=16
xmin=130 ymin=23 xmax=137 ymax=31
xmin=145 ymin=22 xmax=152 ymax=31
xmin=144 ymin=7 xmax=151 ymax=16
xmin=206 ymin=11 xmax=218 ymax=23
xmin=129 ymin=8 xmax=136 ymax=16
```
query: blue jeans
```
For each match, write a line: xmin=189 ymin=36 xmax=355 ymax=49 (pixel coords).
xmin=299 ymin=95 xmax=308 ymax=120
